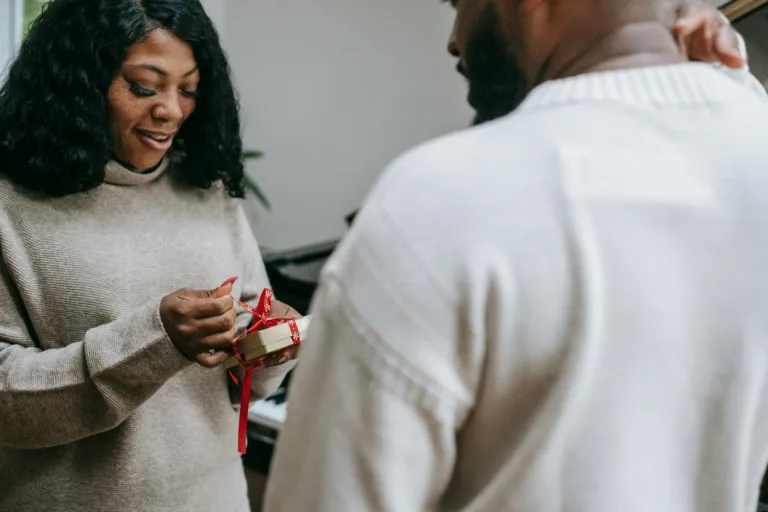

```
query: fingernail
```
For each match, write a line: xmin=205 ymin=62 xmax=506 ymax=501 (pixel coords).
xmin=220 ymin=276 xmax=239 ymax=287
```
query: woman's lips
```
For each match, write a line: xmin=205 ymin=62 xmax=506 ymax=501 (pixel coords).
xmin=136 ymin=128 xmax=175 ymax=151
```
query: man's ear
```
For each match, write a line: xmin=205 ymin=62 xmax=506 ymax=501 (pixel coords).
xmin=508 ymin=0 xmax=554 ymax=53
xmin=504 ymin=0 xmax=546 ymax=19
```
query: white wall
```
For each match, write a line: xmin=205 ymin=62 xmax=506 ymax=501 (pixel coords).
xmin=223 ymin=1 xmax=472 ymax=251
xmin=199 ymin=0 xmax=227 ymax=46
xmin=0 ymin=0 xmax=22 ymax=80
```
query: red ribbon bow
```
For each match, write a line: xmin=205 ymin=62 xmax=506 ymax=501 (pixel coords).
xmin=229 ymin=288 xmax=300 ymax=454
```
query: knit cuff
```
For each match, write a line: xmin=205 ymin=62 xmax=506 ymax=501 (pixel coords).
xmin=83 ymin=298 xmax=192 ymax=383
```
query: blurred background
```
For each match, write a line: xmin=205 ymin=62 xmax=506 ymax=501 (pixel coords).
xmin=2 ymin=1 xmax=768 ymax=509
xmin=198 ymin=0 xmax=475 ymax=251
xmin=2 ymin=0 xmax=767 ymax=254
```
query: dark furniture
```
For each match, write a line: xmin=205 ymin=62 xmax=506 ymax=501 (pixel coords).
xmin=242 ymin=237 xmax=341 ymax=474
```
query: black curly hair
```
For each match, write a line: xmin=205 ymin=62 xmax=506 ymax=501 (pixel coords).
xmin=0 ymin=0 xmax=245 ymax=198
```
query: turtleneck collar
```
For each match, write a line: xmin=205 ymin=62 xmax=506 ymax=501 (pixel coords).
xmin=104 ymin=158 xmax=170 ymax=186
xmin=517 ymin=63 xmax=750 ymax=114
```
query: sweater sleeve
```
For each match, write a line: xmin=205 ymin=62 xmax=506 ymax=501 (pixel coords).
xmin=0 ymin=256 xmax=192 ymax=450
xmin=229 ymin=203 xmax=296 ymax=401
xmin=264 ymin=207 xmax=470 ymax=511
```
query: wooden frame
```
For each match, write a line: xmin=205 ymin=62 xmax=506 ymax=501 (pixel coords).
xmin=721 ymin=0 xmax=768 ymax=21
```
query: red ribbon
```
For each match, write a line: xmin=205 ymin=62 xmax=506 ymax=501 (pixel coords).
xmin=229 ymin=288 xmax=300 ymax=454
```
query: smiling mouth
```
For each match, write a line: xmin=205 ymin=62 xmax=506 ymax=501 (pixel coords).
xmin=136 ymin=128 xmax=176 ymax=150
xmin=137 ymin=129 xmax=174 ymax=142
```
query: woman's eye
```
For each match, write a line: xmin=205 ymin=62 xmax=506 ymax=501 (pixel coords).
xmin=129 ymin=82 xmax=156 ymax=98
xmin=181 ymin=89 xmax=199 ymax=99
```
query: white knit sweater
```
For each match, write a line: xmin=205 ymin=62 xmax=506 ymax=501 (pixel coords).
xmin=266 ymin=63 xmax=768 ymax=511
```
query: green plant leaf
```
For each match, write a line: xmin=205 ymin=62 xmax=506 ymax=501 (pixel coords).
xmin=244 ymin=175 xmax=271 ymax=210
xmin=242 ymin=150 xmax=264 ymax=160
xmin=242 ymin=150 xmax=270 ymax=209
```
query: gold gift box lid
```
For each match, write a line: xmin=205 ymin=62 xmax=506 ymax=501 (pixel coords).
xmin=224 ymin=315 xmax=311 ymax=369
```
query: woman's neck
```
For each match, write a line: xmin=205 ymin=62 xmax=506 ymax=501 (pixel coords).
xmin=111 ymin=156 xmax=165 ymax=174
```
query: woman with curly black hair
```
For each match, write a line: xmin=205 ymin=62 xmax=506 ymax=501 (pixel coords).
xmin=0 ymin=1 xmax=298 ymax=510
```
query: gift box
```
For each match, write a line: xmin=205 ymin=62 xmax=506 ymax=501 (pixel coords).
xmin=223 ymin=315 xmax=311 ymax=369
xmin=226 ymin=287 xmax=309 ymax=454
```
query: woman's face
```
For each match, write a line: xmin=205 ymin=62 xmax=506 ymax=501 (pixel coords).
xmin=108 ymin=29 xmax=200 ymax=171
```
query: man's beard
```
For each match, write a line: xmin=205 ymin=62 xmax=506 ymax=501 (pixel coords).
xmin=460 ymin=5 xmax=527 ymax=126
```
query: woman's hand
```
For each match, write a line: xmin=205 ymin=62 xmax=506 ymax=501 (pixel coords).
xmin=675 ymin=1 xmax=745 ymax=69
xmin=160 ymin=280 xmax=237 ymax=368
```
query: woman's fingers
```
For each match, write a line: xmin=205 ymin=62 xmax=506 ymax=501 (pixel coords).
xmin=714 ymin=25 xmax=745 ymax=69
xmin=195 ymin=308 xmax=237 ymax=337
xmin=196 ymin=351 xmax=229 ymax=369
xmin=200 ymin=327 xmax=237 ymax=350
xmin=673 ymin=3 xmax=745 ymax=69
xmin=269 ymin=299 xmax=302 ymax=320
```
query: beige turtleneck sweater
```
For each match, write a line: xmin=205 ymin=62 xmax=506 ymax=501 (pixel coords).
xmin=0 ymin=160 xmax=292 ymax=511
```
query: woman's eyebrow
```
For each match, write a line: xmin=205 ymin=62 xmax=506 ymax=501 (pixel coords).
xmin=126 ymin=63 xmax=198 ymax=77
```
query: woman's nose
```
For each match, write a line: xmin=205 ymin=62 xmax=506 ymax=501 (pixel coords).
xmin=152 ymin=93 xmax=184 ymax=123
